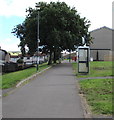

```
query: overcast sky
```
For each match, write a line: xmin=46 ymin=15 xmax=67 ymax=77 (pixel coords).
xmin=0 ymin=0 xmax=113 ymax=51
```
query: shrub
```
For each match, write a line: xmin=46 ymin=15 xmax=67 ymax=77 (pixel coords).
xmin=17 ymin=59 xmax=24 ymax=64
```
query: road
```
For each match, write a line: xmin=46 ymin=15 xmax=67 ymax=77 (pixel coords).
xmin=2 ymin=61 xmax=84 ymax=118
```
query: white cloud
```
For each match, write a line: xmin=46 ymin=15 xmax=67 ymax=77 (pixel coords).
xmin=0 ymin=0 xmax=38 ymax=17
xmin=0 ymin=0 xmax=113 ymax=51
xmin=64 ymin=0 xmax=113 ymax=30
xmin=0 ymin=0 xmax=58 ymax=17
xmin=1 ymin=43 xmax=20 ymax=51
xmin=0 ymin=0 xmax=113 ymax=30
xmin=0 ymin=37 xmax=20 ymax=51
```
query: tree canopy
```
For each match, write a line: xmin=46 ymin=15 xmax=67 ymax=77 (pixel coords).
xmin=12 ymin=1 xmax=92 ymax=64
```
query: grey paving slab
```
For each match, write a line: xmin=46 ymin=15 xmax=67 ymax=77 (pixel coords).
xmin=2 ymin=61 xmax=84 ymax=118
xmin=78 ymin=76 xmax=113 ymax=80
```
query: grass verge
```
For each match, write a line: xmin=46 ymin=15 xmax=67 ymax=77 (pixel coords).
xmin=72 ymin=61 xmax=113 ymax=115
xmin=72 ymin=61 xmax=113 ymax=78
xmin=1 ymin=63 xmax=50 ymax=89
xmin=79 ymin=78 xmax=112 ymax=115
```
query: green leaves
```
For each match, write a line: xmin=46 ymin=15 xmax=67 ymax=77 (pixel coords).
xmin=12 ymin=1 xmax=91 ymax=64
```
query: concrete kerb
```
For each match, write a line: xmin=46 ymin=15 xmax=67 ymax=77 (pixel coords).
xmin=2 ymin=66 xmax=52 ymax=97
xmin=75 ymin=78 xmax=92 ymax=118
xmin=76 ymin=76 xmax=113 ymax=119
xmin=78 ymin=76 xmax=113 ymax=81
xmin=16 ymin=66 xmax=52 ymax=88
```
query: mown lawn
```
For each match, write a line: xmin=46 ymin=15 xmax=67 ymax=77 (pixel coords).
xmin=72 ymin=61 xmax=113 ymax=115
xmin=1 ymin=63 xmax=50 ymax=89
xmin=79 ymin=78 xmax=112 ymax=115
xmin=72 ymin=61 xmax=113 ymax=78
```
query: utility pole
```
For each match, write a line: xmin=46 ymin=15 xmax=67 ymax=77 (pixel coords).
xmin=35 ymin=3 xmax=40 ymax=71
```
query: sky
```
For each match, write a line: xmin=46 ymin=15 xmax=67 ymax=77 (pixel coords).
xmin=0 ymin=0 xmax=113 ymax=51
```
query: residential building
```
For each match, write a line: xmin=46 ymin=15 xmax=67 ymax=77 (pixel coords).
xmin=90 ymin=26 xmax=113 ymax=61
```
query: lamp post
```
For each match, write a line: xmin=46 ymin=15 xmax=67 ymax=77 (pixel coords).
xmin=36 ymin=3 xmax=40 ymax=71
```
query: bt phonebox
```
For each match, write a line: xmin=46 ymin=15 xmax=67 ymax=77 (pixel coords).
xmin=78 ymin=46 xmax=90 ymax=74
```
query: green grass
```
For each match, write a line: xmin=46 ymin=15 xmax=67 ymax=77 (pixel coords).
xmin=79 ymin=78 xmax=112 ymax=115
xmin=72 ymin=61 xmax=113 ymax=115
xmin=1 ymin=63 xmax=50 ymax=89
xmin=72 ymin=61 xmax=113 ymax=78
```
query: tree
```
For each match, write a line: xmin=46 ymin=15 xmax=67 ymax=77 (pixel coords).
xmin=12 ymin=2 xmax=91 ymax=64
xmin=12 ymin=23 xmax=26 ymax=56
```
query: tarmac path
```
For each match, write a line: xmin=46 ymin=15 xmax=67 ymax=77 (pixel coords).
xmin=2 ymin=61 xmax=84 ymax=118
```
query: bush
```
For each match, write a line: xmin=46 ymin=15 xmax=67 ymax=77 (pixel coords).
xmin=17 ymin=59 xmax=24 ymax=64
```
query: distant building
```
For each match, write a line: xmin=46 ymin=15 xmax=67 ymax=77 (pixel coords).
xmin=9 ymin=51 xmax=48 ymax=64
xmin=90 ymin=26 xmax=113 ymax=61
xmin=0 ymin=48 xmax=10 ymax=64
xmin=0 ymin=48 xmax=18 ymax=72
xmin=9 ymin=51 xmax=21 ymax=63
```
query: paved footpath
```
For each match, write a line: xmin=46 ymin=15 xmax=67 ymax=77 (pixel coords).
xmin=2 ymin=61 xmax=84 ymax=118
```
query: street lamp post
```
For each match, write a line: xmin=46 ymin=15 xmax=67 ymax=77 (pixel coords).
xmin=36 ymin=3 xmax=40 ymax=71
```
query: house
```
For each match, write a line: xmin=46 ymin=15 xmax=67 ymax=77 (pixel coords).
xmin=9 ymin=51 xmax=21 ymax=63
xmin=9 ymin=51 xmax=48 ymax=64
xmin=0 ymin=47 xmax=49 ymax=72
xmin=0 ymin=47 xmax=10 ymax=64
xmin=23 ymin=53 xmax=48 ymax=65
xmin=0 ymin=48 xmax=18 ymax=72
xmin=90 ymin=26 xmax=113 ymax=61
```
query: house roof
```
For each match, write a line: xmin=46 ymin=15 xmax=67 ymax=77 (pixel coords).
xmin=90 ymin=26 xmax=114 ymax=33
xmin=8 ymin=51 xmax=21 ymax=56
xmin=0 ymin=49 xmax=7 ymax=55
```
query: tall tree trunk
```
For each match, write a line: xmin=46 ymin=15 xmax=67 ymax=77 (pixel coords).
xmin=53 ymin=51 xmax=56 ymax=63
xmin=69 ymin=50 xmax=71 ymax=63
xmin=48 ymin=51 xmax=52 ymax=65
